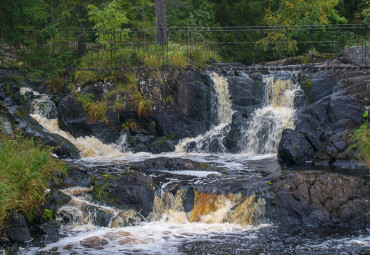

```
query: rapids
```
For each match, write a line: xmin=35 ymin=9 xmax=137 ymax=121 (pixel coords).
xmin=20 ymin=72 xmax=370 ymax=254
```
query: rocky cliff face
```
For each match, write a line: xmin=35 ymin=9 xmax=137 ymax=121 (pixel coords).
xmin=278 ymin=69 xmax=369 ymax=166
xmin=272 ymin=171 xmax=370 ymax=227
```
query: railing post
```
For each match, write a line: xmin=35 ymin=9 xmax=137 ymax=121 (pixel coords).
xmin=364 ymin=24 xmax=368 ymax=67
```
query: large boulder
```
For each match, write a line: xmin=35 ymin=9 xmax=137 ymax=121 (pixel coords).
xmin=223 ymin=111 xmax=247 ymax=153
xmin=279 ymin=70 xmax=368 ymax=166
xmin=57 ymin=94 xmax=91 ymax=137
xmin=339 ymin=46 xmax=370 ymax=67
xmin=58 ymin=94 xmax=119 ymax=143
xmin=5 ymin=213 xmax=31 ymax=243
xmin=144 ymin=70 xmax=214 ymax=139
xmin=226 ymin=71 xmax=263 ymax=111
xmin=92 ymin=171 xmax=156 ymax=217
xmin=278 ymin=129 xmax=316 ymax=166
xmin=16 ymin=114 xmax=80 ymax=159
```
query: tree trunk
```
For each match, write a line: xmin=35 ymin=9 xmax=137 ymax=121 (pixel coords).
xmin=155 ymin=0 xmax=168 ymax=45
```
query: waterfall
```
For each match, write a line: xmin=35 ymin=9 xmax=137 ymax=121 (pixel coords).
xmin=56 ymin=187 xmax=266 ymax=228
xmin=25 ymin=88 xmax=129 ymax=158
xmin=211 ymin=72 xmax=233 ymax=124
xmin=240 ymin=74 xmax=299 ymax=154
xmin=175 ymin=72 xmax=233 ymax=152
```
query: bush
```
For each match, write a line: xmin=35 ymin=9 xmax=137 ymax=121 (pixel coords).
xmin=0 ymin=135 xmax=66 ymax=228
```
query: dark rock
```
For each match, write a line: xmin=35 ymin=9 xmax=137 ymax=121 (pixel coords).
xmin=16 ymin=114 xmax=80 ymax=159
xmin=5 ymin=213 xmax=31 ymax=243
xmin=92 ymin=170 xmax=156 ymax=217
xmin=226 ymin=72 xmax=263 ymax=111
xmin=61 ymin=162 xmax=91 ymax=188
xmin=132 ymin=157 xmax=214 ymax=171
xmin=82 ymin=205 xmax=112 ymax=227
xmin=301 ymin=72 xmax=337 ymax=103
xmin=183 ymin=188 xmax=195 ymax=213
xmin=294 ymin=89 xmax=306 ymax=109
xmin=339 ymin=46 xmax=370 ymax=66
xmin=223 ymin=111 xmax=247 ymax=153
xmin=44 ymin=189 xmax=72 ymax=214
xmin=149 ymin=137 xmax=175 ymax=154
xmin=41 ymin=220 xmax=60 ymax=243
xmin=278 ymin=129 xmax=316 ymax=166
xmin=148 ymin=71 xmax=213 ymax=139
xmin=280 ymin=71 xmax=367 ymax=166
xmin=58 ymin=94 xmax=119 ymax=144
xmin=57 ymin=95 xmax=91 ymax=137
xmin=272 ymin=171 xmax=370 ymax=227
xmin=82 ymin=84 xmax=104 ymax=101
xmin=128 ymin=135 xmax=175 ymax=154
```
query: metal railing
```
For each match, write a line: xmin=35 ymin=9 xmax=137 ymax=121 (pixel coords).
xmin=0 ymin=24 xmax=368 ymax=71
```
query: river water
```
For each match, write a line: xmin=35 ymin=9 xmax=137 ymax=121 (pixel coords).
xmin=20 ymin=72 xmax=369 ymax=254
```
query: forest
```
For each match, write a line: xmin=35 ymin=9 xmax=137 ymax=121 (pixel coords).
xmin=0 ymin=0 xmax=369 ymax=77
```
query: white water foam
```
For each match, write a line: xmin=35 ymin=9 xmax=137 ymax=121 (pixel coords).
xmin=176 ymin=72 xmax=233 ymax=152
xmin=240 ymin=74 xmax=300 ymax=154
xmin=26 ymin=86 xmax=130 ymax=158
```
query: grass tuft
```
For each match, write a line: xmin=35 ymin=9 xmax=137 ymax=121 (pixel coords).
xmin=130 ymin=91 xmax=152 ymax=119
xmin=348 ymin=121 xmax=370 ymax=170
xmin=0 ymin=135 xmax=66 ymax=228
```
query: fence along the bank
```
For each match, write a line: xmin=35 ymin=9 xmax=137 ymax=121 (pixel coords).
xmin=0 ymin=24 xmax=368 ymax=70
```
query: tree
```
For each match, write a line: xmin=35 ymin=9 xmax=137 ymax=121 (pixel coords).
xmin=155 ymin=0 xmax=168 ymax=45
xmin=259 ymin=0 xmax=348 ymax=57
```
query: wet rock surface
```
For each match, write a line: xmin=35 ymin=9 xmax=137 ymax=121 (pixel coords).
xmin=44 ymin=189 xmax=72 ymax=214
xmin=272 ymin=171 xmax=370 ymax=227
xmin=5 ymin=213 xmax=31 ymax=243
xmin=92 ymin=170 xmax=156 ymax=217
xmin=279 ymin=70 xmax=369 ymax=166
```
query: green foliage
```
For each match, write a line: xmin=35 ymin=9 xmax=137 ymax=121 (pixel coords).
xmin=363 ymin=0 xmax=370 ymax=22
xmin=88 ymin=0 xmax=129 ymax=44
xmin=0 ymin=135 xmax=66 ymax=228
xmin=87 ymin=101 xmax=108 ymax=123
xmin=260 ymin=0 xmax=348 ymax=57
xmin=77 ymin=93 xmax=94 ymax=110
xmin=165 ymin=96 xmax=174 ymax=105
xmin=347 ymin=121 xmax=370 ymax=169
xmin=364 ymin=111 xmax=369 ymax=118
xmin=131 ymin=91 xmax=152 ymax=119
xmin=74 ymin=71 xmax=101 ymax=86
xmin=42 ymin=208 xmax=53 ymax=221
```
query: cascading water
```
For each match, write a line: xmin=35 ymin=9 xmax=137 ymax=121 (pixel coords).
xmin=25 ymin=88 xmax=129 ymax=158
xmin=240 ymin=73 xmax=299 ymax=154
xmin=175 ymin=72 xmax=233 ymax=153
